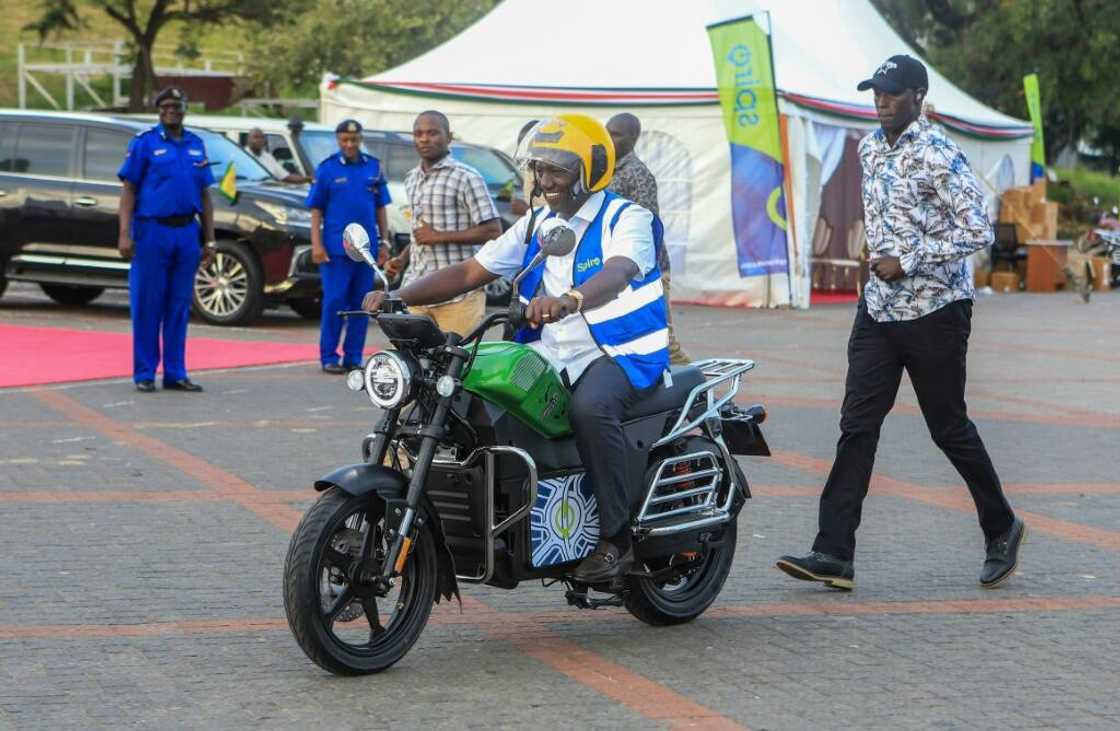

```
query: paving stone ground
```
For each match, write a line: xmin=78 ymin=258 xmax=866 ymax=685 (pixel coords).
xmin=1 ymin=282 xmax=1118 ymax=730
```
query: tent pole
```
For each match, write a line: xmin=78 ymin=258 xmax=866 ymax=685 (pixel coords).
xmin=778 ymin=113 xmax=799 ymax=307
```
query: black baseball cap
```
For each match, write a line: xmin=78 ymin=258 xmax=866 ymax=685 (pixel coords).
xmin=335 ymin=119 xmax=363 ymax=134
xmin=857 ymin=55 xmax=929 ymax=94
xmin=153 ymin=87 xmax=187 ymax=107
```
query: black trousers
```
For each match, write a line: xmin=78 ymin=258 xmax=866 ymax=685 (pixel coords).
xmin=569 ymin=356 xmax=656 ymax=539
xmin=813 ymin=300 xmax=1015 ymax=562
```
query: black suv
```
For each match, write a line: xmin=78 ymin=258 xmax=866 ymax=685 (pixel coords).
xmin=0 ymin=110 xmax=320 ymax=325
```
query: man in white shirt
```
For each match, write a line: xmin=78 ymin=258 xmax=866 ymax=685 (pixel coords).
xmin=363 ymin=114 xmax=670 ymax=583
xmin=244 ymin=128 xmax=309 ymax=183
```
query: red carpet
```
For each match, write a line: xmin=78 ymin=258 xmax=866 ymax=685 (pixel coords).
xmin=810 ymin=290 xmax=860 ymax=305
xmin=0 ymin=324 xmax=322 ymax=388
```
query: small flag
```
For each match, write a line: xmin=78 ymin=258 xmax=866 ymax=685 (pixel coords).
xmin=218 ymin=160 xmax=238 ymax=203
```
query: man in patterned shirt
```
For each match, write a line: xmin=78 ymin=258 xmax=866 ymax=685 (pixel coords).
xmin=607 ymin=113 xmax=690 ymax=365
xmin=387 ymin=110 xmax=502 ymax=335
xmin=776 ymin=55 xmax=1023 ymax=591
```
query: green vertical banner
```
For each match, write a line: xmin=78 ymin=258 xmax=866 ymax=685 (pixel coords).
xmin=707 ymin=13 xmax=789 ymax=278
xmin=1023 ymin=73 xmax=1045 ymax=181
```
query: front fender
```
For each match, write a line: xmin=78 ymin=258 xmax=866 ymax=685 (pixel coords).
xmin=314 ymin=462 xmax=407 ymax=498
xmin=313 ymin=462 xmax=459 ymax=605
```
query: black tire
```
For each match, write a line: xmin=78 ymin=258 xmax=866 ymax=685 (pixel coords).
xmin=288 ymin=297 xmax=322 ymax=320
xmin=283 ymin=487 xmax=439 ymax=676
xmin=624 ymin=520 xmax=738 ymax=626
xmin=40 ymin=283 xmax=104 ymax=306
xmin=484 ymin=276 xmax=512 ymax=306
xmin=192 ymin=241 xmax=264 ymax=325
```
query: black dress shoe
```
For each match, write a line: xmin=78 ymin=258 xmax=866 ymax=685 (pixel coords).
xmin=135 ymin=380 xmax=156 ymax=393
xmin=321 ymin=363 xmax=347 ymax=375
xmin=776 ymin=551 xmax=855 ymax=590
xmin=343 ymin=362 xmax=364 ymax=371
xmin=980 ymin=517 xmax=1026 ymax=588
xmin=164 ymin=379 xmax=203 ymax=392
xmin=572 ymin=541 xmax=634 ymax=583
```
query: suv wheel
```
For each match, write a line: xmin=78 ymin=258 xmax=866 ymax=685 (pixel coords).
xmin=193 ymin=241 xmax=264 ymax=325
xmin=485 ymin=276 xmax=512 ymax=306
xmin=40 ymin=283 xmax=104 ymax=306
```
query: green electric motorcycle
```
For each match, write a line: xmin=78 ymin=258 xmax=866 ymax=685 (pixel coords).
xmin=283 ymin=223 xmax=770 ymax=676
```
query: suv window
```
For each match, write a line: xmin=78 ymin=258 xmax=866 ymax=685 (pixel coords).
xmin=265 ymin=133 xmax=300 ymax=174
xmin=384 ymin=143 xmax=418 ymax=182
xmin=451 ymin=145 xmax=519 ymax=189
xmin=12 ymin=123 xmax=77 ymax=176
xmin=83 ymin=128 xmax=132 ymax=182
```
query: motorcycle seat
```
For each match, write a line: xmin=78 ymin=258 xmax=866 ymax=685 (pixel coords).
xmin=623 ymin=365 xmax=706 ymax=421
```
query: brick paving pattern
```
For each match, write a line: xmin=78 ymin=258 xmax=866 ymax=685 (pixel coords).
xmin=1 ymin=282 xmax=1118 ymax=729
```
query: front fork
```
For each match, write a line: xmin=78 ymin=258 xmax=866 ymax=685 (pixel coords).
xmin=377 ymin=342 xmax=468 ymax=581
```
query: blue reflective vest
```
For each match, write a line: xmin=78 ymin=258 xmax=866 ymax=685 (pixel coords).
xmin=514 ymin=192 xmax=669 ymax=390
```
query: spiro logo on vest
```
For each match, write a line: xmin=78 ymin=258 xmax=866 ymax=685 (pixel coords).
xmin=575 ymin=256 xmax=602 ymax=274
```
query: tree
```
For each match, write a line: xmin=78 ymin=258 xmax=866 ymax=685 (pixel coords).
xmin=26 ymin=0 xmax=309 ymax=111
xmin=871 ymin=0 xmax=1120 ymax=166
xmin=245 ymin=0 xmax=499 ymax=97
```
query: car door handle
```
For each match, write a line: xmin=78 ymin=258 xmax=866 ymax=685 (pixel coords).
xmin=0 ymin=189 xmax=7 ymax=198
xmin=74 ymin=196 xmax=98 ymax=208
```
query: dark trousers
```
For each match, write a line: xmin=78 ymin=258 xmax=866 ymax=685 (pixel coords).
xmin=569 ymin=356 xmax=655 ymax=539
xmin=813 ymin=300 xmax=1015 ymax=562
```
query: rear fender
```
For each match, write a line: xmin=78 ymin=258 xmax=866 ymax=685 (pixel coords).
xmin=314 ymin=463 xmax=460 ymax=604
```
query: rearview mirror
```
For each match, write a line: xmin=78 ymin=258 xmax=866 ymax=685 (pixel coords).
xmin=343 ymin=223 xmax=390 ymax=291
xmin=538 ymin=219 xmax=576 ymax=258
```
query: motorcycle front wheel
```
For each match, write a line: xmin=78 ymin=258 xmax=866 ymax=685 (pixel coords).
xmin=283 ymin=487 xmax=438 ymax=675
xmin=625 ymin=521 xmax=738 ymax=626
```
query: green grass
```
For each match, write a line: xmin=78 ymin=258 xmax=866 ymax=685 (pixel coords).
xmin=1052 ymin=167 xmax=1120 ymax=208
xmin=0 ymin=5 xmax=246 ymax=110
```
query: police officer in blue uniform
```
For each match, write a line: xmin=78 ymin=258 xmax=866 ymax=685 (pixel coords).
xmin=306 ymin=119 xmax=392 ymax=374
xmin=117 ymin=87 xmax=217 ymax=393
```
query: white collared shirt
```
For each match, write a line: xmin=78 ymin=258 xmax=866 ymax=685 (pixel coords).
xmin=249 ymin=148 xmax=291 ymax=180
xmin=474 ymin=191 xmax=655 ymax=382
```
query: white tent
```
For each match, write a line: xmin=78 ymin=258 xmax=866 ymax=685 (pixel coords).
xmin=321 ymin=0 xmax=1033 ymax=308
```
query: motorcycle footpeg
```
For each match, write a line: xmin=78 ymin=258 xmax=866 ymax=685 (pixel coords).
xmin=565 ymin=586 xmax=625 ymax=610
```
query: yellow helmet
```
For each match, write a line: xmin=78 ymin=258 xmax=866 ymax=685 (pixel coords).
xmin=517 ymin=114 xmax=616 ymax=196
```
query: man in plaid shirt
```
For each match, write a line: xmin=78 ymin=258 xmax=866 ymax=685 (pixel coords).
xmin=387 ymin=110 xmax=501 ymax=335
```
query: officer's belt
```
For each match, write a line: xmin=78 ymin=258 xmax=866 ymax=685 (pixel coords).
xmin=148 ymin=214 xmax=196 ymax=227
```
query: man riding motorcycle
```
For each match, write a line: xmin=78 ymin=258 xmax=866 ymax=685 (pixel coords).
xmin=362 ymin=114 xmax=669 ymax=583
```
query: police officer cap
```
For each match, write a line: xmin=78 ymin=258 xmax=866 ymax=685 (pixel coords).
xmin=336 ymin=119 xmax=362 ymax=134
xmin=154 ymin=87 xmax=188 ymax=107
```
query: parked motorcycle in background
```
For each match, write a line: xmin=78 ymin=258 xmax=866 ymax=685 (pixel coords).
xmin=282 ymin=223 xmax=771 ymax=675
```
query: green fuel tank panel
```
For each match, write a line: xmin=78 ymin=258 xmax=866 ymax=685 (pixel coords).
xmin=462 ymin=342 xmax=573 ymax=438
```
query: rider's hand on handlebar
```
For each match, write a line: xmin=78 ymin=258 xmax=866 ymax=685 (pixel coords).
xmin=525 ymin=295 xmax=574 ymax=328
xmin=362 ymin=290 xmax=389 ymax=313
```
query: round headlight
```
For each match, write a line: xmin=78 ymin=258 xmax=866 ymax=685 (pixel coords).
xmin=345 ymin=368 xmax=365 ymax=392
xmin=435 ymin=374 xmax=457 ymax=398
xmin=363 ymin=351 xmax=413 ymax=409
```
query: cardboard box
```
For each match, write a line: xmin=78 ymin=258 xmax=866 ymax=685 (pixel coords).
xmin=973 ymin=267 xmax=990 ymax=288
xmin=1002 ymin=188 xmax=1029 ymax=211
xmin=1030 ymin=202 xmax=1059 ymax=240
xmin=991 ymin=270 xmax=1021 ymax=292
xmin=1015 ymin=221 xmax=1040 ymax=242
xmin=998 ymin=200 xmax=1023 ymax=224
xmin=1027 ymin=179 xmax=1047 ymax=208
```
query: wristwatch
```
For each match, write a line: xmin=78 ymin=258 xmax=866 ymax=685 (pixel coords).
xmin=564 ymin=289 xmax=584 ymax=313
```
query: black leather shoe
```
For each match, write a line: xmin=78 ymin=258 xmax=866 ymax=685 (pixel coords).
xmin=776 ymin=551 xmax=855 ymax=590
xmin=164 ymin=379 xmax=203 ymax=392
xmin=572 ymin=542 xmax=634 ymax=583
xmin=343 ymin=362 xmax=363 ymax=371
xmin=135 ymin=380 xmax=156 ymax=393
xmin=980 ymin=517 xmax=1026 ymax=588
xmin=321 ymin=363 xmax=347 ymax=375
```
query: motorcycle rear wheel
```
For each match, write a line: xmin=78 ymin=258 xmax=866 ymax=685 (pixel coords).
xmin=624 ymin=521 xmax=737 ymax=626
xmin=283 ymin=487 xmax=438 ymax=675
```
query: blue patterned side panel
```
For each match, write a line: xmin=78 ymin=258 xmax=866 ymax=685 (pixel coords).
xmin=530 ymin=473 xmax=600 ymax=568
